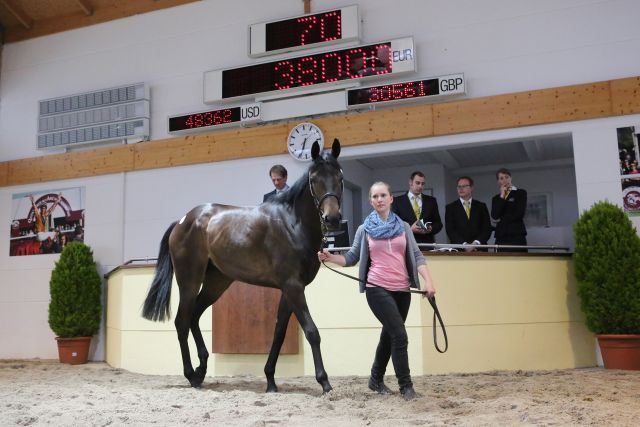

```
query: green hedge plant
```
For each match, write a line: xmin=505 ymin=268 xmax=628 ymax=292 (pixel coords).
xmin=48 ymin=242 xmax=102 ymax=337
xmin=573 ymin=201 xmax=640 ymax=334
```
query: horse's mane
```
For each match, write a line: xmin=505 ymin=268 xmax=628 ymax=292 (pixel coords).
xmin=268 ymin=151 xmax=339 ymax=207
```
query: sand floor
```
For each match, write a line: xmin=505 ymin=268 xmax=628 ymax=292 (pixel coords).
xmin=1 ymin=360 xmax=640 ymax=426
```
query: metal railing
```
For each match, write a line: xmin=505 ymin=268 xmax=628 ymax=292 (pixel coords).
xmin=326 ymin=243 xmax=571 ymax=253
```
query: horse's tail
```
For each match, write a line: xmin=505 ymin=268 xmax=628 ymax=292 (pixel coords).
xmin=142 ymin=221 xmax=177 ymax=321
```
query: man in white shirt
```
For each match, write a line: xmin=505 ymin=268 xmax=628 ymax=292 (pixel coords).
xmin=391 ymin=171 xmax=443 ymax=244
xmin=445 ymin=176 xmax=492 ymax=251
xmin=263 ymin=164 xmax=290 ymax=202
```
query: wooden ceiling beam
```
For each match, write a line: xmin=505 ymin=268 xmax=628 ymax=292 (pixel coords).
xmin=75 ymin=0 xmax=94 ymax=16
xmin=2 ymin=0 xmax=199 ymax=43
xmin=0 ymin=0 xmax=34 ymax=30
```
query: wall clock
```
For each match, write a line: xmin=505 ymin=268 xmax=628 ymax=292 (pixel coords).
xmin=287 ymin=122 xmax=324 ymax=161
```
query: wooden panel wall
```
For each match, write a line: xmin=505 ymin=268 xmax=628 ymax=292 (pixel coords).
xmin=2 ymin=0 xmax=201 ymax=44
xmin=611 ymin=76 xmax=640 ymax=115
xmin=1 ymin=76 xmax=639 ymax=188
xmin=212 ymin=282 xmax=299 ymax=354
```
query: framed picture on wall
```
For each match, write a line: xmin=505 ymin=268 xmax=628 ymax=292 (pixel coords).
xmin=9 ymin=187 xmax=86 ymax=256
xmin=618 ymin=126 xmax=640 ymax=216
xmin=525 ymin=193 xmax=551 ymax=227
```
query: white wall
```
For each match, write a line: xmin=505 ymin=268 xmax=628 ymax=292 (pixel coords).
xmin=1 ymin=0 xmax=640 ymax=359
xmin=0 ymin=174 xmax=125 ymax=359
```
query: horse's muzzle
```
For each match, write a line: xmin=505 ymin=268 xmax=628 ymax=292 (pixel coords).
xmin=322 ymin=212 xmax=342 ymax=230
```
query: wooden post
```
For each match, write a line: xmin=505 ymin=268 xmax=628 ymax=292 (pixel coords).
xmin=303 ymin=0 xmax=310 ymax=14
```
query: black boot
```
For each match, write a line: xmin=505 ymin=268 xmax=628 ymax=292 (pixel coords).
xmin=400 ymin=385 xmax=417 ymax=401
xmin=368 ymin=376 xmax=392 ymax=395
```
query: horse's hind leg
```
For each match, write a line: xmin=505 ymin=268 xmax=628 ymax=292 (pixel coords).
xmin=264 ymin=294 xmax=293 ymax=393
xmin=189 ymin=265 xmax=233 ymax=387
xmin=173 ymin=256 xmax=208 ymax=388
xmin=283 ymin=283 xmax=332 ymax=394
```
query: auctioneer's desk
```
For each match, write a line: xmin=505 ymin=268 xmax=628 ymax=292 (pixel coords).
xmin=105 ymin=252 xmax=596 ymax=377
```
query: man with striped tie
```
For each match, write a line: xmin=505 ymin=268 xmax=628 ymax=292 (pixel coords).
xmin=392 ymin=171 xmax=443 ymax=245
xmin=445 ymin=176 xmax=492 ymax=251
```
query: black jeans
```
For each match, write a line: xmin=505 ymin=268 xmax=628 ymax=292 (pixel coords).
xmin=365 ymin=286 xmax=412 ymax=390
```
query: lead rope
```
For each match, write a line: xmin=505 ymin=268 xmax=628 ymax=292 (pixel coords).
xmin=320 ymin=259 xmax=448 ymax=353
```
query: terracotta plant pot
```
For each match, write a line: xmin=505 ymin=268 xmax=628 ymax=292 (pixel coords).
xmin=597 ymin=334 xmax=640 ymax=370
xmin=55 ymin=336 xmax=92 ymax=365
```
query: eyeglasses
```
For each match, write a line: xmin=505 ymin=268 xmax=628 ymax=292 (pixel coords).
xmin=456 ymin=185 xmax=471 ymax=189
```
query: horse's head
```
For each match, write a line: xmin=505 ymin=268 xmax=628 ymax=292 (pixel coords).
xmin=309 ymin=138 xmax=343 ymax=229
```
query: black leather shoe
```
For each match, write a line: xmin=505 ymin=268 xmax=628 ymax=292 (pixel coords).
xmin=368 ymin=377 xmax=392 ymax=395
xmin=400 ymin=386 xmax=417 ymax=401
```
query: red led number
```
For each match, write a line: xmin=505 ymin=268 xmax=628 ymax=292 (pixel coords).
xmin=320 ymin=12 xmax=340 ymax=42
xmin=273 ymin=44 xmax=391 ymax=91
xmin=184 ymin=110 xmax=233 ymax=128
xmin=296 ymin=11 xmax=341 ymax=46
xmin=369 ymin=81 xmax=426 ymax=103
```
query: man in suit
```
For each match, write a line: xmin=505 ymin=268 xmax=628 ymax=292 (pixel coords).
xmin=445 ymin=176 xmax=492 ymax=251
xmin=392 ymin=171 xmax=443 ymax=245
xmin=263 ymin=164 xmax=289 ymax=202
xmin=491 ymin=168 xmax=527 ymax=252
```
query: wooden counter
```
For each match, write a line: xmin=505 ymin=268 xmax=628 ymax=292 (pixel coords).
xmin=105 ymin=253 xmax=596 ymax=377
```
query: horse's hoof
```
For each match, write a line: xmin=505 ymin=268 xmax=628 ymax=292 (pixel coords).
xmin=189 ymin=376 xmax=204 ymax=388
xmin=322 ymin=385 xmax=333 ymax=395
xmin=265 ymin=384 xmax=278 ymax=393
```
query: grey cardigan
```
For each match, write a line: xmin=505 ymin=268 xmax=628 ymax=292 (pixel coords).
xmin=343 ymin=222 xmax=426 ymax=293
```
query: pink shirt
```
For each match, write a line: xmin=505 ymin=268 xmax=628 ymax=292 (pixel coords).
xmin=366 ymin=234 xmax=410 ymax=291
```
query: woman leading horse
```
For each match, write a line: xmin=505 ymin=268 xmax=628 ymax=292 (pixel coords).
xmin=143 ymin=139 xmax=343 ymax=394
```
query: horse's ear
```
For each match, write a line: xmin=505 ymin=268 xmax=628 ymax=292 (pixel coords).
xmin=331 ymin=138 xmax=341 ymax=159
xmin=311 ymin=141 xmax=321 ymax=160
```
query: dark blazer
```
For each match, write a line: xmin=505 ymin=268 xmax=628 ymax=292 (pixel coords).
xmin=263 ymin=190 xmax=277 ymax=202
xmin=491 ymin=188 xmax=527 ymax=243
xmin=445 ymin=199 xmax=492 ymax=246
xmin=392 ymin=193 xmax=443 ymax=244
xmin=263 ymin=185 xmax=290 ymax=203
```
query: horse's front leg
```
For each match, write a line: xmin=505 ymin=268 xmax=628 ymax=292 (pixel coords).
xmin=264 ymin=294 xmax=293 ymax=393
xmin=283 ymin=282 xmax=332 ymax=394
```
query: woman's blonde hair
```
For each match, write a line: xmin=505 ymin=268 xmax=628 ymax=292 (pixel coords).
xmin=369 ymin=181 xmax=392 ymax=198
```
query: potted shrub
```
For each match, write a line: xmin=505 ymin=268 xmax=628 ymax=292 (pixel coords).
xmin=573 ymin=201 xmax=640 ymax=370
xmin=48 ymin=241 xmax=102 ymax=365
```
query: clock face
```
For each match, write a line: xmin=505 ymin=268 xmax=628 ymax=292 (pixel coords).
xmin=287 ymin=123 xmax=324 ymax=161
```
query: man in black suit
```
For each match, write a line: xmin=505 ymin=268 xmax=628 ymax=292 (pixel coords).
xmin=392 ymin=171 xmax=443 ymax=244
xmin=491 ymin=168 xmax=527 ymax=252
xmin=263 ymin=164 xmax=289 ymax=202
xmin=445 ymin=176 xmax=492 ymax=251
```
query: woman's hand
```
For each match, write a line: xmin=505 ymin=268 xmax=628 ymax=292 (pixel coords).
xmin=501 ymin=185 xmax=511 ymax=199
xmin=317 ymin=249 xmax=331 ymax=262
xmin=422 ymin=282 xmax=436 ymax=299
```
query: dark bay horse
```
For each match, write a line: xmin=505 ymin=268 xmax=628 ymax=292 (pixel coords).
xmin=142 ymin=139 xmax=343 ymax=394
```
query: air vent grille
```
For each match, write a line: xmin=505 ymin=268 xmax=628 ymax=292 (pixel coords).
xmin=37 ymin=83 xmax=150 ymax=149
xmin=39 ymin=83 xmax=147 ymax=116
xmin=37 ymin=119 xmax=148 ymax=149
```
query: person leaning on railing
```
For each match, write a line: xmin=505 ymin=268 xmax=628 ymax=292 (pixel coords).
xmin=491 ymin=168 xmax=527 ymax=253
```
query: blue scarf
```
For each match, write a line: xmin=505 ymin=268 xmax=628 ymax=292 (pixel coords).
xmin=363 ymin=211 xmax=404 ymax=240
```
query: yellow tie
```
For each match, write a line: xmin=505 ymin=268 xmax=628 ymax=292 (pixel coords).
xmin=464 ymin=200 xmax=471 ymax=219
xmin=412 ymin=195 xmax=421 ymax=220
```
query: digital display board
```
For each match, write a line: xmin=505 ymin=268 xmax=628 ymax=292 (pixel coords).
xmin=347 ymin=74 xmax=465 ymax=108
xmin=249 ymin=5 xmax=359 ymax=57
xmin=204 ymin=37 xmax=415 ymax=103
xmin=168 ymin=103 xmax=262 ymax=134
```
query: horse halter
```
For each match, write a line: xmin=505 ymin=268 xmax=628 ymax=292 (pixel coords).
xmin=308 ymin=173 xmax=343 ymax=240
